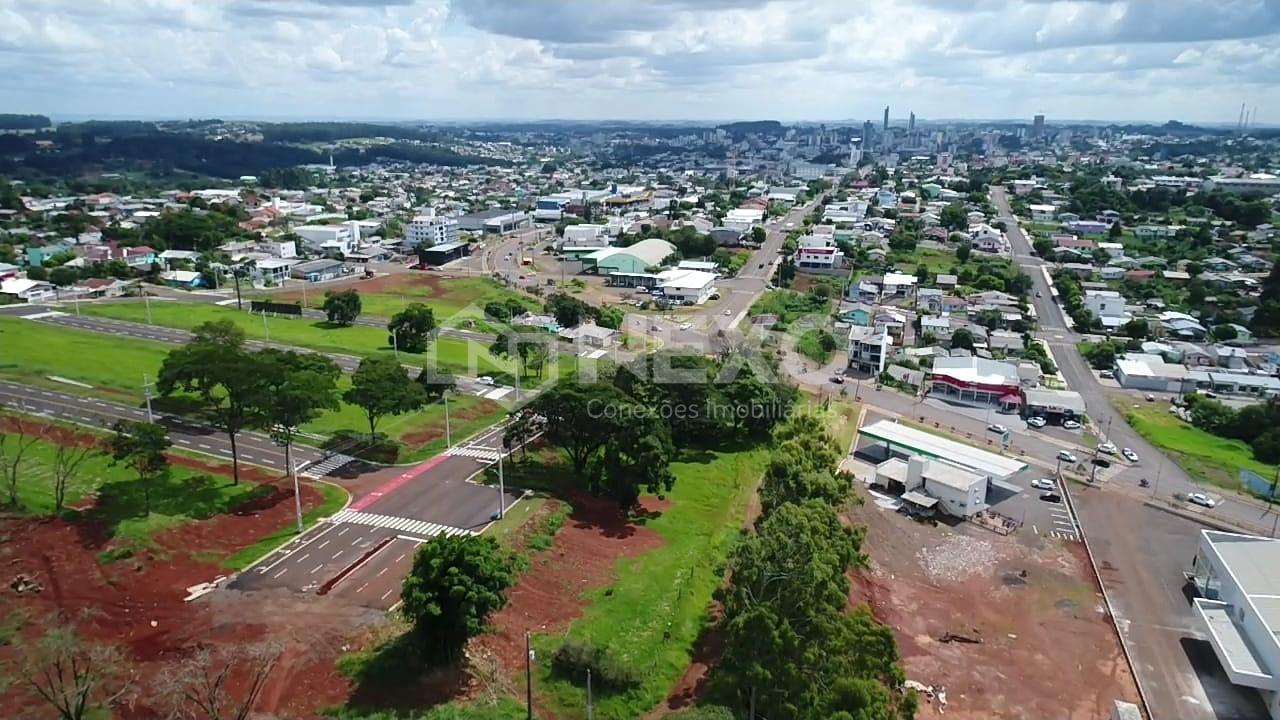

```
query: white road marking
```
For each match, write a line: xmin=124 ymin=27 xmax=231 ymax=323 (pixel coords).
xmin=318 ymin=540 xmax=330 ymax=549
xmin=296 ymin=553 xmax=310 ymax=563
xmin=377 ymin=567 xmax=388 ymax=577
xmin=337 ymin=527 xmax=349 ymax=537
xmin=356 ymin=583 xmax=368 ymax=594
xmin=331 ymin=551 xmax=342 ymax=559
xmin=311 ymin=565 xmax=323 ymax=574
xmin=395 ymin=553 xmax=405 ymax=563
xmin=273 ymin=568 xmax=288 ymax=578
xmin=381 ymin=589 xmax=394 ymax=601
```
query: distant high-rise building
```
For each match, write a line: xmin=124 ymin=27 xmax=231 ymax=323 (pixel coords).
xmin=883 ymin=106 xmax=890 ymax=131
xmin=908 ymin=112 xmax=916 ymax=132
xmin=1032 ymin=114 xmax=1045 ymax=137
xmin=862 ymin=120 xmax=874 ymax=147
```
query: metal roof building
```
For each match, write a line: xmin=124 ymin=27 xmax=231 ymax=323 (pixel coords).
xmin=857 ymin=419 xmax=1026 ymax=480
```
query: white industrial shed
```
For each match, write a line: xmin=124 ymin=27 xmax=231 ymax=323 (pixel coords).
xmin=857 ymin=419 xmax=1026 ymax=480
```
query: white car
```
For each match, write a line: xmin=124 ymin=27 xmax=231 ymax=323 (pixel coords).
xmin=1186 ymin=492 xmax=1216 ymax=508
xmin=1098 ymin=442 xmax=1117 ymax=455
xmin=1062 ymin=419 xmax=1082 ymax=430
xmin=1026 ymin=416 xmax=1047 ymax=428
xmin=1031 ymin=478 xmax=1056 ymax=491
xmin=1057 ymin=450 xmax=1078 ymax=463
xmin=476 ymin=376 xmax=495 ymax=386
xmin=679 ymin=322 xmax=692 ymax=331
xmin=723 ymin=308 xmax=732 ymax=316
xmin=1122 ymin=448 xmax=1139 ymax=462
xmin=987 ymin=423 xmax=1008 ymax=434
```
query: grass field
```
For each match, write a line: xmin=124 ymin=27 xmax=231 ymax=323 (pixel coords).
xmin=272 ymin=276 xmax=537 ymax=322
xmin=1121 ymin=405 xmax=1276 ymax=492
xmin=893 ymin=246 xmax=957 ymax=275
xmin=0 ymin=316 xmax=506 ymax=462
xmin=78 ymin=301 xmax=516 ymax=377
xmin=6 ymin=434 xmax=272 ymax=545
xmin=535 ymin=443 xmax=770 ymax=719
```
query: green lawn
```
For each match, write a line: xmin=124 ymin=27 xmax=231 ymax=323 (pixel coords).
xmin=796 ymin=328 xmax=836 ymax=364
xmin=1121 ymin=406 xmax=1275 ymax=492
xmin=0 ymin=316 xmax=506 ymax=462
xmin=533 ymin=444 xmax=770 ymax=719
xmin=78 ymin=301 xmax=515 ymax=378
xmin=893 ymin=246 xmax=957 ymax=275
xmin=271 ymin=276 xmax=537 ymax=323
xmin=222 ymin=481 xmax=348 ymax=570
xmin=5 ymin=434 xmax=271 ymax=546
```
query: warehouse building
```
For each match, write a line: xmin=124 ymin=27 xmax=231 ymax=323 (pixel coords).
xmin=1114 ymin=353 xmax=1193 ymax=393
xmin=582 ymin=238 xmax=676 ymax=275
xmin=416 ymin=241 xmax=471 ymax=267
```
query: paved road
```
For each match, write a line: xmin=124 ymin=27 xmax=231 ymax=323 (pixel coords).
xmin=0 ymin=380 xmax=332 ymax=475
xmin=230 ymin=422 xmax=524 ymax=609
xmin=990 ymin=186 xmax=1277 ymax=720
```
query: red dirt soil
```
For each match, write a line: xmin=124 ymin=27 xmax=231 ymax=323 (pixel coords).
xmin=0 ymin=449 xmax=362 ymax=719
xmin=472 ymin=493 xmax=666 ymax=677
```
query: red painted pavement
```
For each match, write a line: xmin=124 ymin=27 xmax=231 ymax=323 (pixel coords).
xmin=349 ymin=454 xmax=450 ymax=511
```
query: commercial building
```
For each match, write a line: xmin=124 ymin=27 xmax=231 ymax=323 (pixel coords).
xmin=1022 ymin=388 xmax=1087 ymax=422
xmin=1188 ymin=530 xmax=1280 ymax=719
xmin=875 ymin=456 xmax=989 ymax=518
xmin=457 ymin=209 xmax=531 ymax=234
xmin=562 ymin=224 xmax=611 ymax=249
xmin=583 ymin=238 xmax=675 ymax=275
xmin=858 ymin=419 xmax=1026 ymax=483
xmin=928 ymin=356 xmax=1023 ymax=408
xmin=294 ymin=222 xmax=358 ymax=257
xmin=415 ymin=241 xmax=470 ymax=267
xmin=1202 ymin=173 xmax=1280 ymax=196
xmin=290 ymin=258 xmax=347 ymax=283
xmin=1114 ymin=353 xmax=1192 ymax=393
xmin=847 ymin=325 xmax=892 ymax=375
xmin=655 ymin=269 xmax=717 ymax=305
xmin=722 ymin=208 xmax=765 ymax=233
xmin=405 ymin=214 xmax=458 ymax=248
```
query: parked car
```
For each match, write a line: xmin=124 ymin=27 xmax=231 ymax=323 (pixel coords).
xmin=476 ymin=376 xmax=495 ymax=385
xmin=1187 ymin=492 xmax=1216 ymax=508
xmin=1145 ymin=393 xmax=1156 ymax=401
xmin=636 ymin=286 xmax=649 ymax=294
xmin=987 ymin=423 xmax=1008 ymax=434
xmin=1099 ymin=370 xmax=1114 ymax=379
xmin=1031 ymin=478 xmax=1056 ymax=491
xmin=830 ymin=375 xmax=845 ymax=384
xmin=1026 ymin=416 xmax=1047 ymax=428
xmin=1039 ymin=492 xmax=1063 ymax=503
xmin=1062 ymin=419 xmax=1082 ymax=430
xmin=1035 ymin=290 xmax=1042 ymax=298
xmin=1092 ymin=457 xmax=1111 ymax=468
xmin=1057 ymin=450 xmax=1078 ymax=463
xmin=1122 ymin=448 xmax=1139 ymax=462
xmin=709 ymin=292 xmax=721 ymax=300
xmin=1098 ymin=442 xmax=1117 ymax=455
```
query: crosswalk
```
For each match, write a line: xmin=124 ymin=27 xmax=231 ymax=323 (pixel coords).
xmin=445 ymin=445 xmax=503 ymax=462
xmin=1049 ymin=505 xmax=1080 ymax=542
xmin=328 ymin=509 xmax=473 ymax=539
xmin=301 ymin=453 xmax=357 ymax=478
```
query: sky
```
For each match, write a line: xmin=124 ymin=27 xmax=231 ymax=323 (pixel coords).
xmin=1 ymin=0 xmax=1277 ymax=125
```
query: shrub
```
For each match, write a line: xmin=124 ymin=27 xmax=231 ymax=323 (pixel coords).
xmin=551 ymin=637 xmax=642 ymax=691
xmin=324 ymin=430 xmax=400 ymax=463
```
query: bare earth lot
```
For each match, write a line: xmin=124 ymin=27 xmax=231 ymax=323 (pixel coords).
xmin=849 ymin=497 xmax=1140 ymax=719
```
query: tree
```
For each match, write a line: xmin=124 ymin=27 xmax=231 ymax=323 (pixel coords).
xmin=157 ymin=321 xmax=257 ymax=484
xmin=1212 ymin=324 xmax=1239 ymax=341
xmin=939 ymin=203 xmax=967 ymax=232
xmin=322 ymin=289 xmax=362 ymax=326
xmin=50 ymin=440 xmax=97 ymax=518
xmin=598 ymin=414 xmax=676 ymax=510
xmin=489 ymin=330 xmax=551 ymax=380
xmin=1252 ymin=429 xmax=1280 ymax=465
xmin=416 ymin=368 xmax=456 ymax=402
xmin=1108 ymin=221 xmax=1123 ymax=239
xmin=955 ymin=242 xmax=972 ymax=264
xmin=950 ymin=328 xmax=975 ymax=351
xmin=545 ymin=292 xmax=592 ymax=328
xmin=156 ymin=642 xmax=282 ymax=720
xmin=26 ymin=264 xmax=48 ymax=281
xmin=387 ymin=303 xmax=436 ymax=353
xmin=1120 ymin=318 xmax=1150 ymax=340
xmin=400 ymin=535 xmax=515 ymax=663
xmin=16 ymin=624 xmax=132 ymax=720
xmin=252 ymin=350 xmax=341 ymax=486
xmin=344 ymin=355 xmax=426 ymax=440
xmin=1188 ymin=277 xmax=1207 ymax=308
xmin=522 ymin=381 xmax=628 ymax=480
xmin=751 ymin=226 xmax=767 ymax=245
xmin=108 ymin=421 xmax=172 ymax=517
xmin=0 ymin=412 xmax=40 ymax=508
xmin=49 ymin=265 xmax=79 ymax=287
xmin=1083 ymin=342 xmax=1118 ymax=370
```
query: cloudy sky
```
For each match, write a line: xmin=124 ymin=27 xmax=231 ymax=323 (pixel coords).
xmin=2 ymin=0 xmax=1277 ymax=124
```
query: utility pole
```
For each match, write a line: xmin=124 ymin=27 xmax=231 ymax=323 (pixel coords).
xmin=525 ymin=632 xmax=533 ymax=720
xmin=233 ymin=268 xmax=243 ymax=310
xmin=444 ymin=389 xmax=451 ymax=448
xmin=142 ymin=374 xmax=155 ymax=423
xmin=586 ymin=669 xmax=593 ymax=720
xmin=498 ymin=448 xmax=506 ymax=519
xmin=291 ymin=457 xmax=303 ymax=533
xmin=262 ymin=311 xmax=270 ymax=342
xmin=392 ymin=330 xmax=399 ymax=359
xmin=144 ymin=289 xmax=153 ymax=325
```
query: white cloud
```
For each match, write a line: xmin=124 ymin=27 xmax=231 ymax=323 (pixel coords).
xmin=0 ymin=0 xmax=1274 ymax=122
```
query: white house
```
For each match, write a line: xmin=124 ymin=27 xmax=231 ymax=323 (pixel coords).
xmin=656 ymin=269 xmax=717 ymax=305
xmin=0 ymin=278 xmax=56 ymax=302
xmin=723 ymin=208 xmax=765 ymax=233
xmin=881 ymin=272 xmax=918 ymax=297
xmin=796 ymin=234 xmax=841 ymax=269
xmin=294 ymin=223 xmax=357 ymax=257
xmin=1084 ymin=290 xmax=1129 ymax=328
xmin=848 ymin=325 xmax=892 ymax=375
xmin=1028 ymin=204 xmax=1058 ymax=222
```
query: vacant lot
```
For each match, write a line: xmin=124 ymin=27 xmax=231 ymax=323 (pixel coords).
xmin=894 ymin=246 xmax=958 ymax=275
xmin=849 ymin=498 xmax=1139 ymax=719
xmin=1120 ymin=404 xmax=1272 ymax=492
xmin=475 ymin=442 xmax=769 ymax=719
xmin=276 ymin=275 xmax=537 ymax=323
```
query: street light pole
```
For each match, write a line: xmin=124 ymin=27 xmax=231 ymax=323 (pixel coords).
xmin=144 ymin=289 xmax=153 ymax=325
xmin=444 ymin=390 xmax=452 ymax=448
xmin=525 ymin=632 xmax=533 ymax=720
xmin=262 ymin=311 xmax=270 ymax=342
xmin=497 ymin=448 xmax=506 ymax=519
xmin=142 ymin=374 xmax=155 ymax=423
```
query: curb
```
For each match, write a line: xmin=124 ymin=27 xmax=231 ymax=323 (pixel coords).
xmin=1061 ymin=480 xmax=1154 ymax=719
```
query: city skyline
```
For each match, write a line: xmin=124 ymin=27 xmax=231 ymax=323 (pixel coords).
xmin=1 ymin=0 xmax=1277 ymax=124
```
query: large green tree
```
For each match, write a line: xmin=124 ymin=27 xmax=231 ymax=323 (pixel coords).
xmin=157 ymin=320 xmax=259 ymax=483
xmin=400 ymin=535 xmax=515 ymax=663
xmin=489 ymin=329 xmax=551 ymax=380
xmin=107 ymin=420 xmax=172 ymax=517
xmin=252 ymin=350 xmax=340 ymax=481
xmin=344 ymin=355 xmax=427 ymax=439
xmin=323 ymin=289 xmax=362 ymax=326
xmin=598 ymin=413 xmax=676 ymax=510
xmin=387 ymin=303 xmax=437 ymax=353
xmin=521 ymin=381 xmax=629 ymax=480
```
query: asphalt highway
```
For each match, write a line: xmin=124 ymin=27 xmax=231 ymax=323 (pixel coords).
xmin=0 ymin=379 xmax=330 ymax=474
